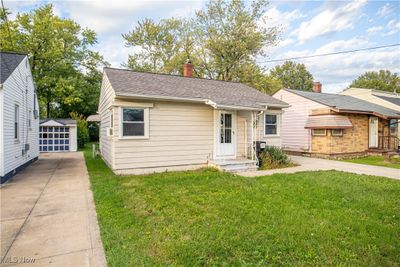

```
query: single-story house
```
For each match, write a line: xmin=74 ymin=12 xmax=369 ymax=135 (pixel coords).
xmin=0 ymin=52 xmax=40 ymax=183
xmin=98 ymin=63 xmax=289 ymax=174
xmin=340 ymin=87 xmax=400 ymax=139
xmin=39 ymin=119 xmax=78 ymax=152
xmin=273 ymin=84 xmax=400 ymax=157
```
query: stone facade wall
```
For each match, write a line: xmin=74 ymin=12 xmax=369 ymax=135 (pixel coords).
xmin=311 ymin=114 xmax=370 ymax=154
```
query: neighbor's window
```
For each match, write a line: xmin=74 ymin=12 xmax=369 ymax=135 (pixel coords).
xmin=331 ymin=129 xmax=343 ymax=137
xmin=28 ymin=110 xmax=32 ymax=129
xmin=311 ymin=129 xmax=326 ymax=136
xmin=14 ymin=104 xmax=19 ymax=139
xmin=265 ymin=114 xmax=279 ymax=136
xmin=389 ymin=119 xmax=397 ymax=136
xmin=121 ymin=108 xmax=148 ymax=137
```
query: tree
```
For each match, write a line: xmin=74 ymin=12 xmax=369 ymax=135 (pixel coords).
xmin=0 ymin=4 xmax=106 ymax=118
xmin=269 ymin=61 xmax=314 ymax=91
xmin=123 ymin=0 xmax=279 ymax=91
xmin=350 ymin=70 xmax=400 ymax=92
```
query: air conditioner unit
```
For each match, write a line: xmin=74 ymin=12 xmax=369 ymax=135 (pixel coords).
xmin=107 ymin=127 xmax=113 ymax=136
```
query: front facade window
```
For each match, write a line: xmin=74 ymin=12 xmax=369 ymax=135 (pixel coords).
xmin=331 ymin=129 xmax=343 ymax=136
xmin=121 ymin=107 xmax=149 ymax=138
xmin=264 ymin=114 xmax=279 ymax=136
xmin=14 ymin=104 xmax=19 ymax=140
xmin=312 ymin=129 xmax=326 ymax=136
xmin=389 ymin=119 xmax=397 ymax=136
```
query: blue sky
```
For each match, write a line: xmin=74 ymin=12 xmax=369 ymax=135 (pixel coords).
xmin=6 ymin=0 xmax=400 ymax=93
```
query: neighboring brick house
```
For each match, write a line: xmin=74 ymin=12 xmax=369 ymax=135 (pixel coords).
xmin=273 ymin=84 xmax=400 ymax=157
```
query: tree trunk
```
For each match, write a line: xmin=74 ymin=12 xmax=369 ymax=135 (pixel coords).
xmin=46 ymin=102 xmax=50 ymax=119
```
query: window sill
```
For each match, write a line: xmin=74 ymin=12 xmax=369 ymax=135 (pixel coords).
xmin=264 ymin=134 xmax=280 ymax=138
xmin=119 ymin=136 xmax=149 ymax=140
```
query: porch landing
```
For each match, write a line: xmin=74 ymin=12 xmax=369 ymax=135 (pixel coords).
xmin=209 ymin=158 xmax=258 ymax=173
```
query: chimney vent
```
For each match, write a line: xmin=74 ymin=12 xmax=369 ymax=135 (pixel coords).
xmin=183 ymin=60 xmax=193 ymax=77
xmin=313 ymin=82 xmax=322 ymax=93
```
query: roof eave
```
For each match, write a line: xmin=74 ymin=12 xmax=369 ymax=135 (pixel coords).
xmin=115 ymin=92 xmax=283 ymax=111
xmin=334 ymin=108 xmax=400 ymax=119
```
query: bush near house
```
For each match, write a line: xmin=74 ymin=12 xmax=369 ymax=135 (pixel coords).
xmin=259 ymin=146 xmax=295 ymax=170
xmin=70 ymin=112 xmax=89 ymax=148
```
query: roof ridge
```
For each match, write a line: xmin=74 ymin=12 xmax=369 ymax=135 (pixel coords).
xmin=0 ymin=51 xmax=28 ymax=56
xmin=104 ymin=66 xmax=250 ymax=85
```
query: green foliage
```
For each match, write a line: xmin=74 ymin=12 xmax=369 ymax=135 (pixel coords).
xmin=0 ymin=4 xmax=107 ymax=118
xmin=83 ymin=146 xmax=400 ymax=266
xmin=270 ymin=61 xmax=314 ymax=91
xmin=259 ymin=146 xmax=293 ymax=169
xmin=123 ymin=0 xmax=280 ymax=93
xmin=70 ymin=112 xmax=89 ymax=148
xmin=350 ymin=70 xmax=400 ymax=92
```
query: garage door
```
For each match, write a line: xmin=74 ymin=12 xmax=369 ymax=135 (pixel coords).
xmin=39 ymin=126 xmax=70 ymax=152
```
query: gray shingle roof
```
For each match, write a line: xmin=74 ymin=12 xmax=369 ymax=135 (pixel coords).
xmin=104 ymin=67 xmax=288 ymax=109
xmin=374 ymin=94 xmax=400 ymax=107
xmin=285 ymin=89 xmax=400 ymax=118
xmin=0 ymin=52 xmax=27 ymax=84
xmin=40 ymin=119 xmax=77 ymax=125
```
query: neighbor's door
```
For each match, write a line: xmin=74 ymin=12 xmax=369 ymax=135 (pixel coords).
xmin=369 ymin=117 xmax=378 ymax=148
xmin=216 ymin=111 xmax=236 ymax=158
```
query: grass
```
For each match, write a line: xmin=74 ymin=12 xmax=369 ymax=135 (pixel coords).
xmin=342 ymin=156 xmax=400 ymax=169
xmin=83 ymin=145 xmax=400 ymax=266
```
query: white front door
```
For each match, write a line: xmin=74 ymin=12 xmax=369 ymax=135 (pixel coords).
xmin=369 ymin=117 xmax=378 ymax=148
xmin=216 ymin=111 xmax=236 ymax=158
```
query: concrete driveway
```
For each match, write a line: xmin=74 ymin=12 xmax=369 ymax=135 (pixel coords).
xmin=241 ymin=155 xmax=400 ymax=180
xmin=0 ymin=153 xmax=106 ymax=267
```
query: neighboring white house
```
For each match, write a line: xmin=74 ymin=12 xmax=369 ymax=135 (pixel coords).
xmin=39 ymin=119 xmax=77 ymax=152
xmin=0 ymin=52 xmax=39 ymax=183
xmin=98 ymin=64 xmax=289 ymax=174
xmin=340 ymin=87 xmax=400 ymax=139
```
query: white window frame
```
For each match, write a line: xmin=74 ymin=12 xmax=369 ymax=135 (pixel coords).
xmin=331 ymin=129 xmax=343 ymax=137
xmin=264 ymin=112 xmax=280 ymax=137
xmin=311 ymin=129 xmax=326 ymax=136
xmin=119 ymin=107 xmax=149 ymax=139
xmin=14 ymin=104 xmax=19 ymax=140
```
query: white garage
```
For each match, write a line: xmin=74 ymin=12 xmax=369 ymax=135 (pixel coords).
xmin=39 ymin=119 xmax=77 ymax=152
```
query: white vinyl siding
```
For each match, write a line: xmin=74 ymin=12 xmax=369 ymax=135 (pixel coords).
xmin=112 ymin=101 xmax=214 ymax=171
xmin=1 ymin=57 xmax=39 ymax=177
xmin=273 ymin=89 xmax=327 ymax=152
xmin=98 ymin=74 xmax=115 ymax=168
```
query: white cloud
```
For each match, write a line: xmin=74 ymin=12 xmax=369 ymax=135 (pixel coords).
xmin=377 ymin=3 xmax=395 ymax=17
xmin=292 ymin=0 xmax=367 ymax=44
xmin=366 ymin=26 xmax=383 ymax=35
xmin=263 ymin=37 xmax=400 ymax=93
xmin=315 ymin=37 xmax=370 ymax=54
xmin=260 ymin=7 xmax=304 ymax=31
xmin=384 ymin=19 xmax=400 ymax=36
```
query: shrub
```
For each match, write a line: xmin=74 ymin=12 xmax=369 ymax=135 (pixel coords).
xmin=259 ymin=146 xmax=293 ymax=170
xmin=70 ymin=112 xmax=89 ymax=148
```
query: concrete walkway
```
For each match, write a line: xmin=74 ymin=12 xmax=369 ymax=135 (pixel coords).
xmin=0 ymin=153 xmax=106 ymax=267
xmin=241 ymin=155 xmax=400 ymax=180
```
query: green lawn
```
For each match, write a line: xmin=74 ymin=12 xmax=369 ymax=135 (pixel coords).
xmin=84 ymin=146 xmax=400 ymax=266
xmin=342 ymin=156 xmax=400 ymax=169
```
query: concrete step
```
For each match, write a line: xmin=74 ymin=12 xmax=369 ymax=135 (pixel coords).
xmin=209 ymin=159 xmax=258 ymax=173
